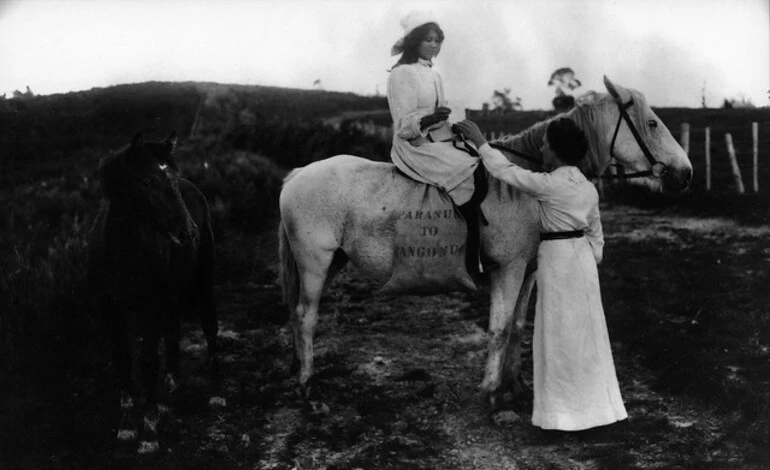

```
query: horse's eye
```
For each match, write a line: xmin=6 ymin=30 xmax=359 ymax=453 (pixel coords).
xmin=648 ymin=119 xmax=658 ymax=128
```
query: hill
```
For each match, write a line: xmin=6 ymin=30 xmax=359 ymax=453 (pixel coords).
xmin=2 ymin=80 xmax=769 ymax=193
xmin=0 ymin=81 xmax=389 ymax=187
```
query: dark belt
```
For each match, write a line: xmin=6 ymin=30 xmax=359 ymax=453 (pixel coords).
xmin=540 ymin=230 xmax=585 ymax=241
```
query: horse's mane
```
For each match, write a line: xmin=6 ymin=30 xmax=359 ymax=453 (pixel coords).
xmin=489 ymin=119 xmax=549 ymax=170
xmin=572 ymin=88 xmax=651 ymax=178
xmin=489 ymin=90 xmax=639 ymax=179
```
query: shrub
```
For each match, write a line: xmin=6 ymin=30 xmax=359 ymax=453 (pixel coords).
xmin=179 ymin=150 xmax=286 ymax=233
xmin=0 ymin=212 xmax=96 ymax=370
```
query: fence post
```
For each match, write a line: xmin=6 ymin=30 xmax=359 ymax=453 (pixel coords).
xmin=752 ymin=122 xmax=759 ymax=192
xmin=705 ymin=127 xmax=711 ymax=191
xmin=725 ymin=133 xmax=745 ymax=194
xmin=680 ymin=122 xmax=690 ymax=154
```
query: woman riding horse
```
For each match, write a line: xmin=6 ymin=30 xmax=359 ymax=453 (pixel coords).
xmin=387 ymin=10 xmax=484 ymax=276
xmin=278 ymin=76 xmax=692 ymax=404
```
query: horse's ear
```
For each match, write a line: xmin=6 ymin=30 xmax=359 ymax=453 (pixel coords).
xmin=603 ymin=76 xmax=623 ymax=101
xmin=164 ymin=132 xmax=178 ymax=152
xmin=159 ymin=132 xmax=180 ymax=170
xmin=131 ymin=132 xmax=144 ymax=147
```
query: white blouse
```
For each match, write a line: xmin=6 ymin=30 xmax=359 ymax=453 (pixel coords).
xmin=385 ymin=58 xmax=477 ymax=194
xmin=479 ymin=143 xmax=605 ymax=263
xmin=387 ymin=58 xmax=448 ymax=143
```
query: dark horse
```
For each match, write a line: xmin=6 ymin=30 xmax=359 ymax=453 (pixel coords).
xmin=88 ymin=132 xmax=219 ymax=453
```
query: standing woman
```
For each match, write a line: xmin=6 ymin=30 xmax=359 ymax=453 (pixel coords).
xmin=387 ymin=10 xmax=478 ymax=206
xmin=453 ymin=118 xmax=628 ymax=431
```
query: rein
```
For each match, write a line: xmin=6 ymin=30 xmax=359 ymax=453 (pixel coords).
xmin=488 ymin=142 xmax=541 ymax=165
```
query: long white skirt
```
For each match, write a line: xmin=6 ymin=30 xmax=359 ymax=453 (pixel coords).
xmin=532 ymin=237 xmax=628 ymax=431
xmin=390 ymin=137 xmax=478 ymax=205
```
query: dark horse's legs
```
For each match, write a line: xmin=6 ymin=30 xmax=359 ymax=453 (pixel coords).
xmin=201 ymin=300 xmax=219 ymax=378
xmin=101 ymin=294 xmax=138 ymax=440
xmin=198 ymin=230 xmax=220 ymax=381
xmin=139 ymin=316 xmax=162 ymax=408
xmin=101 ymin=295 xmax=132 ymax=395
xmin=137 ymin=305 xmax=163 ymax=454
xmin=164 ymin=304 xmax=182 ymax=394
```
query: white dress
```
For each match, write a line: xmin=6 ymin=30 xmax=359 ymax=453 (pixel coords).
xmin=479 ymin=144 xmax=628 ymax=431
xmin=387 ymin=59 xmax=478 ymax=205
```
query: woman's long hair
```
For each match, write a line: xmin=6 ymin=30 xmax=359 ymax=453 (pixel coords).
xmin=390 ymin=22 xmax=444 ymax=70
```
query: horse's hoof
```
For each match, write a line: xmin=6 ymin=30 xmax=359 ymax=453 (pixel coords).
xmin=120 ymin=393 xmax=134 ymax=410
xmin=299 ymin=382 xmax=312 ymax=399
xmin=137 ymin=440 xmax=160 ymax=454
xmin=164 ymin=373 xmax=179 ymax=395
xmin=480 ymin=389 xmax=503 ymax=411
xmin=208 ymin=396 xmax=227 ymax=408
xmin=491 ymin=410 xmax=521 ymax=427
xmin=489 ymin=392 xmax=499 ymax=410
xmin=117 ymin=429 xmax=137 ymax=441
xmin=143 ymin=412 xmax=160 ymax=434
xmin=309 ymin=401 xmax=330 ymax=415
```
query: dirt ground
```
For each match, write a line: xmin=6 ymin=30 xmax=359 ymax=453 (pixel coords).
xmin=3 ymin=202 xmax=770 ymax=469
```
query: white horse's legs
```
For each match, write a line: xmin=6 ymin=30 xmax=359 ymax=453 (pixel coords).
xmin=291 ymin=247 xmax=334 ymax=396
xmin=504 ymin=270 xmax=536 ymax=395
xmin=480 ymin=262 xmax=527 ymax=397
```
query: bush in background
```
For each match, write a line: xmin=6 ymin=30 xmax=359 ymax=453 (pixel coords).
xmin=0 ymin=145 xmax=288 ymax=370
xmin=224 ymin=118 xmax=390 ymax=169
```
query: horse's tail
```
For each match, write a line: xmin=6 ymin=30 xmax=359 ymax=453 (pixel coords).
xmin=278 ymin=219 xmax=299 ymax=316
xmin=278 ymin=166 xmax=304 ymax=314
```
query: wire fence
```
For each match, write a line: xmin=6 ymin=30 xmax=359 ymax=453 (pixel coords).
xmin=484 ymin=121 xmax=766 ymax=194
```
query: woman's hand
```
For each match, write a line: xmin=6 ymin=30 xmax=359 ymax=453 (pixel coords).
xmin=419 ymin=106 xmax=451 ymax=130
xmin=452 ymin=120 xmax=487 ymax=148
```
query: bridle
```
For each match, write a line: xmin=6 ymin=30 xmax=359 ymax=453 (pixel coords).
xmin=605 ymin=88 xmax=668 ymax=180
xmin=488 ymin=91 xmax=670 ymax=181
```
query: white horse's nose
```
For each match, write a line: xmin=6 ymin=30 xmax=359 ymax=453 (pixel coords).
xmin=664 ymin=166 xmax=692 ymax=192
xmin=683 ymin=167 xmax=693 ymax=186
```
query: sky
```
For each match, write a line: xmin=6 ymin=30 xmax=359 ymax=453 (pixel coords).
xmin=0 ymin=0 xmax=768 ymax=114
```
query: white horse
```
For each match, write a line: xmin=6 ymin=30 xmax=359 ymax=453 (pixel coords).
xmin=278 ymin=76 xmax=692 ymax=401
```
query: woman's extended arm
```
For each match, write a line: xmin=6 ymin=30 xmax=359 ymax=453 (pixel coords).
xmin=452 ymin=120 xmax=556 ymax=199
xmin=477 ymin=144 xmax=557 ymax=199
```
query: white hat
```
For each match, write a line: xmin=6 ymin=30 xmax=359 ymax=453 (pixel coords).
xmin=390 ymin=10 xmax=438 ymax=56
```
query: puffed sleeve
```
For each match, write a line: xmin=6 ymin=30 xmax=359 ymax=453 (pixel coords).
xmin=585 ymin=196 xmax=604 ymax=264
xmin=478 ymin=143 xmax=559 ymax=200
xmin=387 ymin=66 xmax=428 ymax=141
